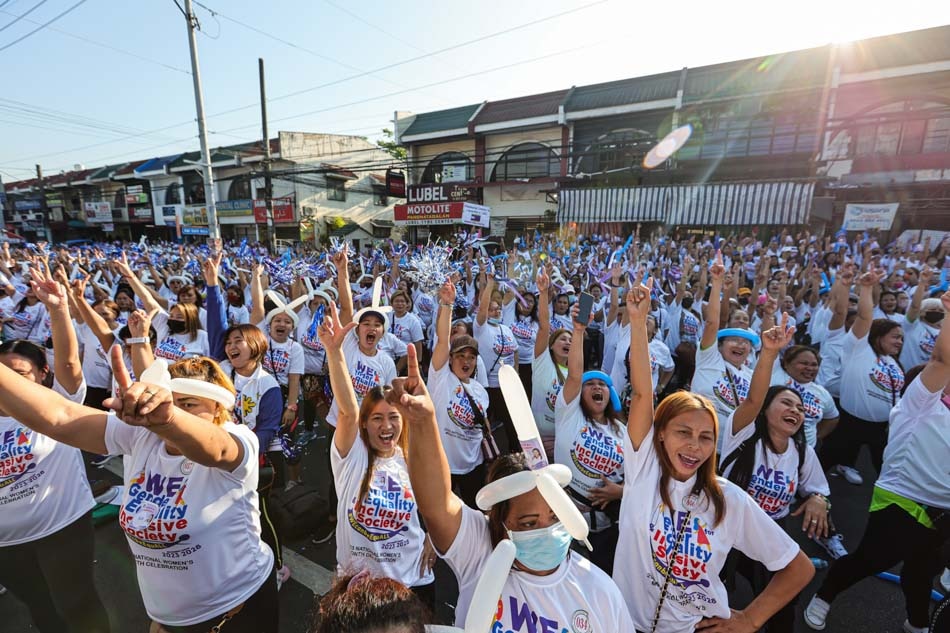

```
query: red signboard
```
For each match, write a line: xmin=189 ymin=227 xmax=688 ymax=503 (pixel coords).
xmin=253 ymin=199 xmax=295 ymax=224
xmin=386 ymin=169 xmax=406 ymax=197
xmin=393 ymin=201 xmax=464 ymax=225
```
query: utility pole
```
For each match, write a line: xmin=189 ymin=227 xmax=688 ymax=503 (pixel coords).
xmin=36 ymin=164 xmax=51 ymax=242
xmin=259 ymin=57 xmax=276 ymax=254
xmin=181 ymin=0 xmax=220 ymax=242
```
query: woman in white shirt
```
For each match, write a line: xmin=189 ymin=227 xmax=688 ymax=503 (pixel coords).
xmin=820 ymin=269 xmax=904 ymax=481
xmin=389 ymin=290 xmax=425 ymax=367
xmin=0 ymin=343 xmax=276 ymax=632
xmin=0 ymin=269 xmax=110 ymax=633
xmin=152 ymin=302 xmax=211 ymax=362
xmin=770 ymin=346 xmax=839 ymax=447
xmin=719 ymin=315 xmax=830 ymax=633
xmin=473 ymin=276 xmax=518 ymax=451
xmin=392 ymin=346 xmax=635 ymax=632
xmin=319 ymin=302 xmax=436 ymax=607
xmin=616 ymin=280 xmax=813 ymax=633
xmin=806 ymin=290 xmax=950 ymax=633
xmin=429 ymin=281 xmax=489 ymax=507
xmin=533 ymin=268 xmax=570 ymax=458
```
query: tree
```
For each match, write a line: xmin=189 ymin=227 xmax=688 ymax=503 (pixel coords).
xmin=376 ymin=128 xmax=407 ymax=161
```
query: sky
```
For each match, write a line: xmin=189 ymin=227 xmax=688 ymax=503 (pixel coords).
xmin=0 ymin=0 xmax=948 ymax=181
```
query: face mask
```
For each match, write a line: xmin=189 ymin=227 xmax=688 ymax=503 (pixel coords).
xmin=506 ymin=521 xmax=572 ymax=571
xmin=167 ymin=319 xmax=187 ymax=334
xmin=923 ymin=311 xmax=944 ymax=325
xmin=488 ymin=317 xmax=501 ymax=326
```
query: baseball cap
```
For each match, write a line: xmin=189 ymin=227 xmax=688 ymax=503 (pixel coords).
xmin=737 ymin=287 xmax=752 ymax=297
xmin=450 ymin=335 xmax=479 ymax=356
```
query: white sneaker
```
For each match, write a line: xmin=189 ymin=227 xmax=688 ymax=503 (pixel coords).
xmin=804 ymin=595 xmax=830 ymax=630
xmin=832 ymin=464 xmax=863 ymax=485
xmin=813 ymin=533 xmax=848 ymax=560
xmin=902 ymin=620 xmax=929 ymax=633
xmin=940 ymin=567 xmax=950 ymax=594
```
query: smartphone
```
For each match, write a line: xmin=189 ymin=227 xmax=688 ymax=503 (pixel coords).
xmin=576 ymin=292 xmax=594 ymax=325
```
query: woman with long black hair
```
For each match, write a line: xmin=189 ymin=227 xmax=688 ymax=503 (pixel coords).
xmin=0 ymin=264 xmax=110 ymax=633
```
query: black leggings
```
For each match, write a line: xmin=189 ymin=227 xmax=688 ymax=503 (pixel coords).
xmin=161 ymin=568 xmax=278 ymax=633
xmin=487 ymin=386 xmax=518 ymax=453
xmin=819 ymin=408 xmax=888 ymax=474
xmin=817 ymin=503 xmax=950 ymax=628
xmin=451 ymin=463 xmax=486 ymax=508
xmin=0 ymin=511 xmax=110 ymax=633
xmin=724 ymin=550 xmax=796 ymax=633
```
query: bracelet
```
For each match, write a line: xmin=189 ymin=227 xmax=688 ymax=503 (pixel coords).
xmin=126 ymin=337 xmax=149 ymax=345
xmin=439 ymin=302 xmax=454 ymax=308
xmin=286 ymin=403 xmax=298 ymax=412
xmin=813 ymin=493 xmax=831 ymax=511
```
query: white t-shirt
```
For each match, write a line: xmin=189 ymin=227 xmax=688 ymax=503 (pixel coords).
xmin=326 ymin=333 xmax=397 ymax=428
xmin=1 ymin=295 xmax=47 ymax=342
xmin=428 ymin=362 xmax=488 ymax=475
xmin=442 ymin=505 xmax=635 ymax=630
xmin=226 ymin=304 xmax=250 ymax=327
xmin=877 ymin=376 xmax=950 ymax=509
xmin=720 ymin=414 xmax=830 ymax=519
xmin=412 ymin=292 xmax=436 ymax=331
xmin=816 ymin=326 xmax=845 ymax=397
xmin=473 ymin=320 xmax=517 ymax=388
xmin=554 ymin=391 xmax=625 ymax=502
xmin=508 ymin=315 xmax=539 ymax=367
xmin=77 ymin=323 xmax=113 ymax=390
xmin=613 ymin=428 xmax=800 ymax=632
xmin=152 ymin=312 xmax=210 ymax=361
xmin=808 ymin=304 xmax=833 ymax=345
xmin=390 ymin=311 xmax=424 ymax=346
xmin=900 ymin=318 xmax=938 ymax=370
xmin=839 ymin=330 xmax=904 ymax=422
xmin=262 ymin=338 xmax=305 ymax=388
xmin=330 ymin=435 xmax=433 ymax=588
xmin=0 ymin=378 xmax=93 ymax=546
xmin=549 ymin=312 xmax=574 ymax=333
xmin=297 ymin=306 xmax=328 ymax=376
xmin=377 ymin=332 xmax=409 ymax=363
xmin=104 ymin=418 xmax=273 ymax=626
xmin=691 ymin=343 xmax=753 ymax=450
xmin=531 ymin=350 xmax=565 ymax=441
xmin=610 ymin=336 xmax=675 ymax=399
xmin=770 ymin=366 xmax=839 ymax=447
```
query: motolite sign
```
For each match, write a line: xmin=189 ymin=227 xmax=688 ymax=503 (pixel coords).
xmin=393 ymin=201 xmax=464 ymax=225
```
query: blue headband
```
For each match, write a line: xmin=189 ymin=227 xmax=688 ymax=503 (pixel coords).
xmin=581 ymin=370 xmax=622 ymax=411
xmin=717 ymin=328 xmax=761 ymax=347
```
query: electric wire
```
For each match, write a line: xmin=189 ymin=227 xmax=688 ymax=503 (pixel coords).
xmin=0 ymin=0 xmax=89 ymax=53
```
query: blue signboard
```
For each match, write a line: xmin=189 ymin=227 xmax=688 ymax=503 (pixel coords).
xmin=182 ymin=226 xmax=209 ymax=236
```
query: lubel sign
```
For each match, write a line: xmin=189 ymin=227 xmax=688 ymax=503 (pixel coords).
xmin=406 ymin=184 xmax=478 ymax=204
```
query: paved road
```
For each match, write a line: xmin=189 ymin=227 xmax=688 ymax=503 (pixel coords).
xmin=1 ymin=439 xmax=941 ymax=632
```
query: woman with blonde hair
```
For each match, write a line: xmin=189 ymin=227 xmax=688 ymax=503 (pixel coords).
xmin=319 ymin=301 xmax=435 ymax=607
xmin=614 ymin=279 xmax=814 ymax=633
xmin=0 ymin=344 xmax=277 ymax=633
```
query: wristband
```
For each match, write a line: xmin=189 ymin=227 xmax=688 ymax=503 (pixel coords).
xmin=125 ymin=337 xmax=149 ymax=345
xmin=286 ymin=403 xmax=298 ymax=412
xmin=439 ymin=302 xmax=454 ymax=308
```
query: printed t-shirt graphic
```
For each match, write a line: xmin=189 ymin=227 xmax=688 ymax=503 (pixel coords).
xmin=554 ymin=391 xmax=625 ymax=500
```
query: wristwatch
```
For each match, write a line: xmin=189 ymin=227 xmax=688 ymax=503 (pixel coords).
xmin=125 ymin=337 xmax=149 ymax=345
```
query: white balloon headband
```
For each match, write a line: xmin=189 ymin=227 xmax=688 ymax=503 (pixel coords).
xmin=352 ymin=277 xmax=392 ymax=330
xmin=265 ymin=289 xmax=308 ymax=327
xmin=139 ymin=359 xmax=235 ymax=410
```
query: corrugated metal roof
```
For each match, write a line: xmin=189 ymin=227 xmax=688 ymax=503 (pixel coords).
xmin=136 ymin=154 xmax=183 ymax=174
xmin=683 ymin=47 xmax=830 ymax=103
xmin=837 ymin=25 xmax=950 ymax=73
xmin=402 ymin=104 xmax=481 ymax=137
xmin=474 ymin=89 xmax=569 ymax=125
xmin=114 ymin=159 xmax=150 ymax=177
xmin=89 ymin=163 xmax=127 ymax=181
xmin=566 ymin=72 xmax=680 ymax=111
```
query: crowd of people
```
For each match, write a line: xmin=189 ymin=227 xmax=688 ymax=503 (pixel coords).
xmin=0 ymin=225 xmax=947 ymax=633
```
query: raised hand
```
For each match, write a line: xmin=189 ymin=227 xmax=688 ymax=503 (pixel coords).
xmin=437 ymin=280 xmax=456 ymax=306
xmin=761 ymin=312 xmax=795 ymax=353
xmin=386 ymin=344 xmax=435 ymax=426
xmin=625 ymin=277 xmax=654 ymax=323
xmin=201 ymin=252 xmax=223 ymax=287
xmin=29 ymin=263 xmax=68 ymax=310
xmin=128 ymin=308 xmax=159 ymax=339
xmin=536 ymin=267 xmax=550 ymax=293
xmin=709 ymin=250 xmax=725 ymax=283
xmin=103 ymin=346 xmax=174 ymax=428
xmin=317 ymin=301 xmax=355 ymax=350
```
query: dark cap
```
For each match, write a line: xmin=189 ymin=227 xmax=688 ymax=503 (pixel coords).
xmin=450 ymin=335 xmax=479 ymax=356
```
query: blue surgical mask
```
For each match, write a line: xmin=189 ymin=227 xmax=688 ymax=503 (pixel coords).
xmin=506 ymin=521 xmax=572 ymax=571
xmin=488 ymin=317 xmax=502 ymax=326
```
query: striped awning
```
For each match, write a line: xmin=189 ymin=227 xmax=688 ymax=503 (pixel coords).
xmin=558 ymin=181 xmax=815 ymax=226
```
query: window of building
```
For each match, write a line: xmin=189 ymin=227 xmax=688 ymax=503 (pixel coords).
xmin=227 ymin=177 xmax=251 ymax=201
xmin=165 ymin=182 xmax=181 ymax=205
xmin=183 ymin=178 xmax=206 ymax=204
xmin=490 ymin=143 xmax=559 ymax=181
xmin=373 ymin=186 xmax=388 ymax=206
xmin=113 ymin=187 xmax=126 ymax=209
xmin=372 ymin=224 xmax=390 ymax=238
xmin=849 ymin=100 xmax=950 ymax=158
xmin=327 ymin=177 xmax=346 ymax=202
xmin=421 ymin=152 xmax=474 ymax=184
xmin=922 ymin=117 xmax=950 ymax=154
xmin=592 ymin=129 xmax=654 ymax=172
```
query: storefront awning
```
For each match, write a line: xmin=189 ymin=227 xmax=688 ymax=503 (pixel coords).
xmin=558 ymin=180 xmax=815 ymax=226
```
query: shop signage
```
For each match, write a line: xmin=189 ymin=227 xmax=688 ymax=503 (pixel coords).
xmin=126 ymin=193 xmax=149 ymax=205
xmin=103 ymin=223 xmax=115 ymax=232
xmin=217 ymin=199 xmax=254 ymax=217
xmin=406 ymin=184 xmax=478 ymax=204
xmin=131 ymin=207 xmax=153 ymax=222
xmin=15 ymin=199 xmax=41 ymax=211
xmin=45 ymin=193 xmax=64 ymax=207
xmin=161 ymin=204 xmax=181 ymax=218
xmin=461 ymin=202 xmax=490 ymax=228
xmin=253 ymin=198 xmax=295 ymax=223
xmin=841 ymin=203 xmax=899 ymax=231
xmin=127 ymin=185 xmax=144 ymax=194
xmin=490 ymin=217 xmax=507 ymax=237
xmin=441 ymin=163 xmax=468 ymax=183
xmin=386 ymin=169 xmax=406 ymax=197
xmin=393 ymin=201 xmax=465 ymax=225
xmin=182 ymin=204 xmax=208 ymax=226
xmin=182 ymin=226 xmax=209 ymax=236
xmin=83 ymin=201 xmax=111 ymax=223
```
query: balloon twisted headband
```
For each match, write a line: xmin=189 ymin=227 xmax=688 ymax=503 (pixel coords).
xmin=139 ymin=359 xmax=235 ymax=410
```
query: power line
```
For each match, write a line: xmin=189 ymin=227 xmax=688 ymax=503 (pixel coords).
xmin=0 ymin=8 xmax=191 ymax=74
xmin=0 ymin=0 xmax=89 ymax=53
xmin=4 ymin=0 xmax=606 ymax=165
xmin=0 ymin=0 xmax=48 ymax=34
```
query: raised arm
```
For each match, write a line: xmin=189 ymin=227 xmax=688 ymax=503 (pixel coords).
xmin=905 ymin=266 xmax=933 ymax=324
xmin=70 ymin=278 xmax=119 ymax=353
xmin=626 ymin=279 xmax=655 ymax=450
xmin=115 ymin=252 xmax=161 ymax=314
xmin=828 ymin=264 xmax=854 ymax=331
xmin=475 ymin=274 xmax=494 ymax=326
xmin=561 ymin=301 xmax=586 ymax=406
xmin=431 ymin=281 xmax=455 ymax=372
xmin=920 ymin=290 xmax=950 ymax=393
xmin=318 ymin=302 xmax=359 ymax=458
xmin=31 ymin=265 xmax=82 ymax=395
xmin=126 ymin=309 xmax=157 ymax=380
xmin=203 ymin=257 xmax=228 ymax=362
xmin=390 ymin=345 xmax=463 ymax=554
xmin=333 ymin=248 xmax=354 ymax=326
xmin=249 ymin=264 xmax=266 ymax=325
xmin=731 ymin=314 xmax=795 ymax=435
xmin=850 ymin=269 xmax=883 ymax=341
xmin=534 ymin=268 xmax=552 ymax=360
xmin=700 ymin=252 xmax=725 ymax=351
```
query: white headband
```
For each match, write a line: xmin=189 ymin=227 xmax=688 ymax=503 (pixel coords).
xmin=169 ymin=378 xmax=235 ymax=410
xmin=167 ymin=274 xmax=193 ymax=285
xmin=264 ymin=289 xmax=308 ymax=327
